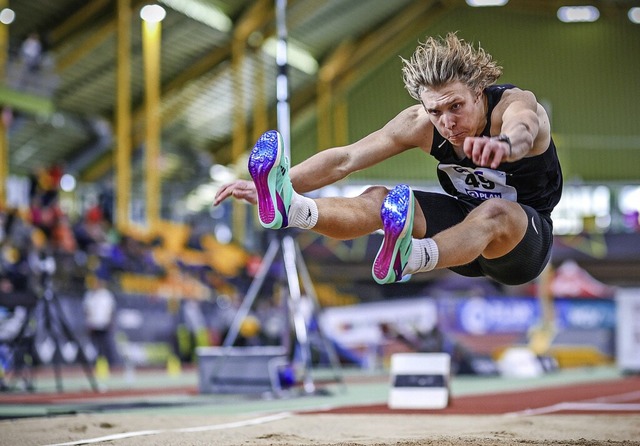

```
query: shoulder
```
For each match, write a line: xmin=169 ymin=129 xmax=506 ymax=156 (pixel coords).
xmin=496 ymin=87 xmax=537 ymax=110
xmin=383 ymin=104 xmax=434 ymax=150
xmin=490 ymin=86 xmax=540 ymax=127
xmin=393 ymin=104 xmax=429 ymax=124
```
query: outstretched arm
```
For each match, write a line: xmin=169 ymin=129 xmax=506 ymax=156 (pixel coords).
xmin=214 ymin=104 xmax=432 ymax=206
xmin=290 ymin=105 xmax=431 ymax=193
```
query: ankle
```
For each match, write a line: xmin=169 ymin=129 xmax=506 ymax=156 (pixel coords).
xmin=289 ymin=193 xmax=318 ymax=229
xmin=405 ymin=238 xmax=439 ymax=274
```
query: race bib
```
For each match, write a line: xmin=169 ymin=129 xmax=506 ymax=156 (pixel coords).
xmin=438 ymin=164 xmax=517 ymax=201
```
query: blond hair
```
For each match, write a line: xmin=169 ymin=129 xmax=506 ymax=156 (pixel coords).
xmin=401 ymin=33 xmax=503 ymax=101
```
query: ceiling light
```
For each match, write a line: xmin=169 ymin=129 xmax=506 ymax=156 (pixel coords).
xmin=557 ymin=6 xmax=600 ymax=23
xmin=0 ymin=8 xmax=15 ymax=25
xmin=629 ymin=7 xmax=640 ymax=24
xmin=209 ymin=164 xmax=235 ymax=183
xmin=160 ymin=0 xmax=232 ymax=32
xmin=140 ymin=4 xmax=166 ymax=23
xmin=59 ymin=174 xmax=76 ymax=192
xmin=263 ymin=37 xmax=318 ymax=75
xmin=466 ymin=0 xmax=508 ymax=6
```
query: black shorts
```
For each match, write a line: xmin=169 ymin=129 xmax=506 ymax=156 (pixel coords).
xmin=413 ymin=191 xmax=554 ymax=286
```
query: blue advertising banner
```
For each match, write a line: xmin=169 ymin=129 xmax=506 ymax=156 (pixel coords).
xmin=437 ymin=296 xmax=615 ymax=335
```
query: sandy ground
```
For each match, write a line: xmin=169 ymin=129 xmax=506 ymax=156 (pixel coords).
xmin=1 ymin=412 xmax=639 ymax=446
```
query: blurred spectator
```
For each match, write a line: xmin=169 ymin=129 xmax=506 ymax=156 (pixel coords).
xmin=51 ymin=214 xmax=77 ymax=254
xmin=551 ymin=260 xmax=616 ymax=299
xmin=73 ymin=205 xmax=107 ymax=254
xmin=98 ymin=182 xmax=114 ymax=225
xmin=29 ymin=164 xmax=61 ymax=208
xmin=83 ymin=274 xmax=118 ymax=366
xmin=103 ymin=234 xmax=164 ymax=278
xmin=20 ymin=32 xmax=43 ymax=74
xmin=18 ymin=32 xmax=45 ymax=93
xmin=623 ymin=210 xmax=640 ymax=232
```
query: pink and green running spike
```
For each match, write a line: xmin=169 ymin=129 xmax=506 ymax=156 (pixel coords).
xmin=372 ymin=184 xmax=414 ymax=284
xmin=248 ymin=130 xmax=292 ymax=229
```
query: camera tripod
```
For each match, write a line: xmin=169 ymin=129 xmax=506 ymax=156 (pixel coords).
xmin=211 ymin=0 xmax=343 ymax=396
xmin=30 ymin=254 xmax=99 ymax=393
xmin=220 ymin=231 xmax=344 ymax=395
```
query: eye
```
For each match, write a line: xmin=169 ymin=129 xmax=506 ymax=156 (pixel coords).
xmin=451 ymin=103 xmax=462 ymax=111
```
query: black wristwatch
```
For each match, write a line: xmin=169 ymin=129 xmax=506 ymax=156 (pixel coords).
xmin=493 ymin=134 xmax=512 ymax=157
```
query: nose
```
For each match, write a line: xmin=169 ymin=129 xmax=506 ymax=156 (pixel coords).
xmin=442 ymin=113 xmax=456 ymax=130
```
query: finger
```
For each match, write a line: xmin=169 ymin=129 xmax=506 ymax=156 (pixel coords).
xmin=471 ymin=138 xmax=486 ymax=165
xmin=213 ymin=183 xmax=236 ymax=206
xmin=489 ymin=149 xmax=502 ymax=169
xmin=462 ymin=137 xmax=476 ymax=158
xmin=227 ymin=181 xmax=257 ymax=205
xmin=480 ymin=142 xmax=496 ymax=167
xmin=488 ymin=141 xmax=508 ymax=169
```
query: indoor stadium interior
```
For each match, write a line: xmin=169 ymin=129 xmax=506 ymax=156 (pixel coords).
xmin=0 ymin=1 xmax=639 ymax=445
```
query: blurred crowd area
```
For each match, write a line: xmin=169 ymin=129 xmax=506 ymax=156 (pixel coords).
xmin=0 ymin=165 xmax=624 ymax=387
xmin=0 ymin=163 xmax=256 ymax=308
xmin=0 ymin=163 xmax=619 ymax=318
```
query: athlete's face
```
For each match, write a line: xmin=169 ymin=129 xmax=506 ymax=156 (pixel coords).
xmin=420 ymin=81 xmax=485 ymax=147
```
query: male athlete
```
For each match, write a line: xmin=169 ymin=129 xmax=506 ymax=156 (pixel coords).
xmin=214 ymin=33 xmax=563 ymax=286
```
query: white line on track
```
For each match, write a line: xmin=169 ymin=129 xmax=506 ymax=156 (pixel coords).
xmin=42 ymin=411 xmax=293 ymax=446
xmin=505 ymin=390 xmax=640 ymax=417
xmin=506 ymin=402 xmax=640 ymax=416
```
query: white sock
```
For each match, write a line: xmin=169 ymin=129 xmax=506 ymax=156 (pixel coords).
xmin=288 ymin=192 xmax=318 ymax=229
xmin=405 ymin=238 xmax=439 ymax=274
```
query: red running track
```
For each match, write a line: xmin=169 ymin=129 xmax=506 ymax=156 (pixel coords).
xmin=304 ymin=375 xmax=640 ymax=415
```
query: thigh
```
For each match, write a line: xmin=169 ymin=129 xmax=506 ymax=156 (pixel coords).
xmin=413 ymin=191 xmax=485 ymax=278
xmin=413 ymin=192 xmax=552 ymax=284
xmin=479 ymin=205 xmax=553 ymax=286
xmin=413 ymin=191 xmax=474 ymax=238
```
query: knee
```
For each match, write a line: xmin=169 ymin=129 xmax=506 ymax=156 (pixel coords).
xmin=359 ymin=185 xmax=390 ymax=205
xmin=475 ymin=199 xmax=512 ymax=220
xmin=472 ymin=199 xmax=522 ymax=234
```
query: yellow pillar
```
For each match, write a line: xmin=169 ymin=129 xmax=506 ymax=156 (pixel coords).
xmin=0 ymin=111 xmax=7 ymax=210
xmin=317 ymin=42 xmax=354 ymax=153
xmin=229 ymin=0 xmax=272 ymax=243
xmin=142 ymin=18 xmax=162 ymax=234
xmin=230 ymin=32 xmax=247 ymax=244
xmin=252 ymin=48 xmax=268 ymax=141
xmin=0 ymin=0 xmax=8 ymax=209
xmin=116 ymin=0 xmax=132 ymax=232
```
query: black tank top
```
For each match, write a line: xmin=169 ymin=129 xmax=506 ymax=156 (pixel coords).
xmin=430 ymin=84 xmax=563 ymax=217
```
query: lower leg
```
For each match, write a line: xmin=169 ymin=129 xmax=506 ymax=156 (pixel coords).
xmin=289 ymin=186 xmax=389 ymax=240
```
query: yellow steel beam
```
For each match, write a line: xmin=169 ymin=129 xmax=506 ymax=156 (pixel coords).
xmin=232 ymin=0 xmax=273 ymax=164
xmin=308 ymin=0 xmax=454 ymax=154
xmin=162 ymin=46 xmax=231 ymax=96
xmin=230 ymin=0 xmax=273 ymax=245
xmin=317 ymin=41 xmax=354 ymax=150
xmin=0 ymin=0 xmax=7 ymax=208
xmin=252 ymin=48 xmax=268 ymax=140
xmin=115 ymin=0 xmax=133 ymax=233
xmin=82 ymin=151 xmax=114 ymax=182
xmin=54 ymin=0 xmax=148 ymax=72
xmin=49 ymin=0 xmax=111 ymax=45
xmin=55 ymin=21 xmax=115 ymax=73
xmin=142 ymin=19 xmax=162 ymax=234
xmin=336 ymin=0 xmax=451 ymax=94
